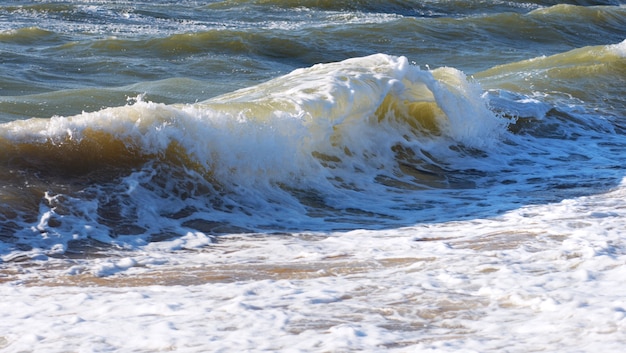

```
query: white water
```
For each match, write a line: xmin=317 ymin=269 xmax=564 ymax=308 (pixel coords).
xmin=2 ymin=177 xmax=626 ymax=352
xmin=0 ymin=54 xmax=512 ymax=253
xmin=1 ymin=48 xmax=626 ymax=352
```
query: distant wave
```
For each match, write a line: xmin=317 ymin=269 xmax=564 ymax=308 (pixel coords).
xmin=0 ymin=27 xmax=59 ymax=44
xmin=475 ymin=40 xmax=626 ymax=119
xmin=206 ymin=0 xmax=624 ymax=16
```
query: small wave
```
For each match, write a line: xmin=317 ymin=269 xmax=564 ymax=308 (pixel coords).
xmin=80 ymin=29 xmax=314 ymax=62
xmin=464 ymin=3 xmax=626 ymax=48
xmin=205 ymin=0 xmax=423 ymax=13
xmin=475 ymin=41 xmax=626 ymax=85
xmin=474 ymin=41 xmax=626 ymax=118
xmin=206 ymin=0 xmax=542 ymax=17
xmin=0 ymin=3 xmax=75 ymax=15
xmin=0 ymin=27 xmax=59 ymax=44
xmin=530 ymin=2 xmax=625 ymax=16
xmin=528 ymin=3 xmax=626 ymax=34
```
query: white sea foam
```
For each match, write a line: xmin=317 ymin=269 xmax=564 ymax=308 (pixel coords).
xmin=2 ymin=1 xmax=626 ymax=352
xmin=2 ymin=52 xmax=623 ymax=258
xmin=2 ymin=178 xmax=626 ymax=352
xmin=607 ymin=38 xmax=626 ymax=58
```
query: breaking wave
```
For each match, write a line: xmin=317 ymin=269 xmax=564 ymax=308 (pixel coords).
xmin=0 ymin=54 xmax=510 ymax=255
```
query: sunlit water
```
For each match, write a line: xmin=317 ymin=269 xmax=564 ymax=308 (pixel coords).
xmin=1 ymin=1 xmax=625 ymax=352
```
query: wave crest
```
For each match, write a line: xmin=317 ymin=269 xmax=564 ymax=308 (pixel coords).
xmin=1 ymin=54 xmax=506 ymax=184
xmin=0 ymin=55 xmax=510 ymax=254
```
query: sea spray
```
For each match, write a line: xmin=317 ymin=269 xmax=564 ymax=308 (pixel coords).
xmin=0 ymin=54 xmax=511 ymax=256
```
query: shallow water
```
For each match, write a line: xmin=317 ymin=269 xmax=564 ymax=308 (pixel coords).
xmin=1 ymin=1 xmax=626 ymax=352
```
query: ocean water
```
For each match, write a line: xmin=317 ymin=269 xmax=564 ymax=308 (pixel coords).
xmin=1 ymin=1 xmax=625 ymax=352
